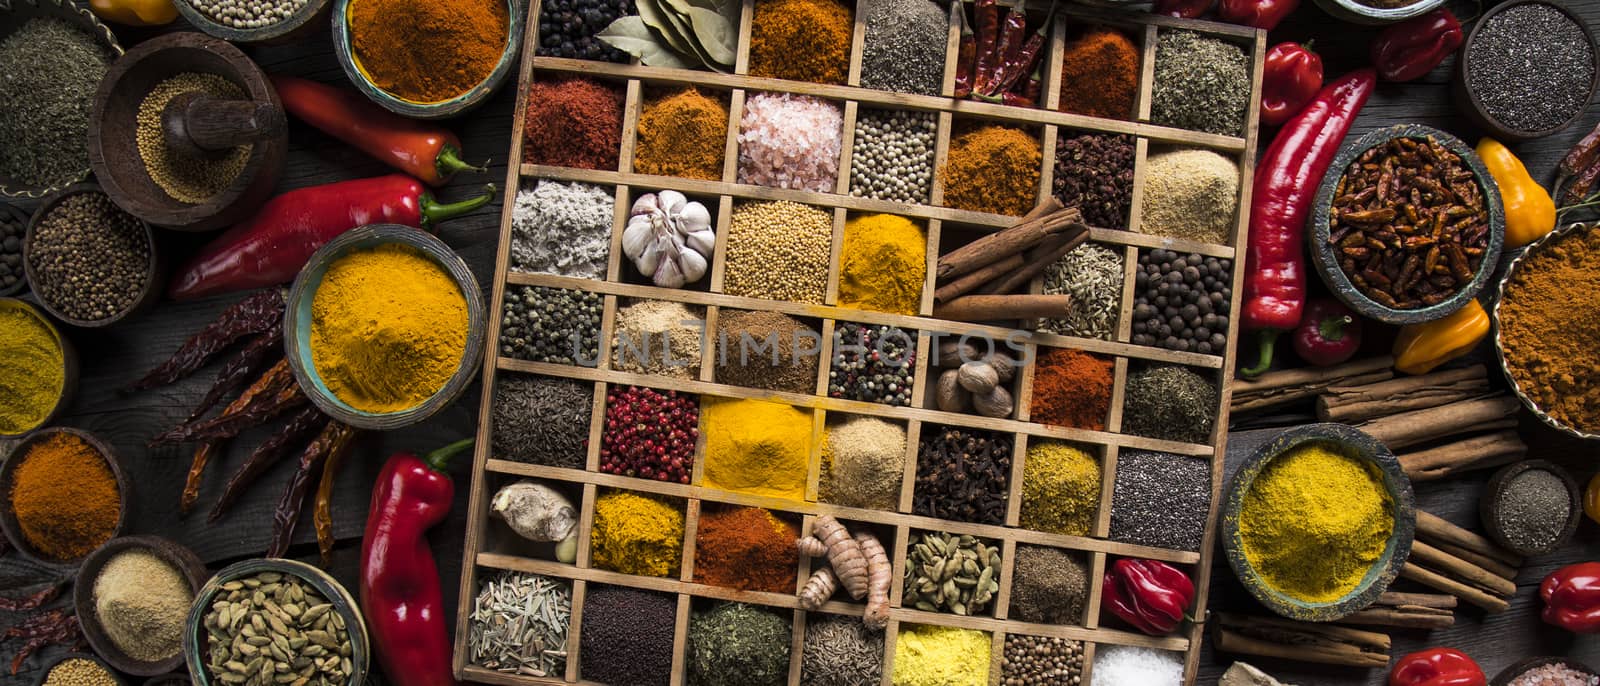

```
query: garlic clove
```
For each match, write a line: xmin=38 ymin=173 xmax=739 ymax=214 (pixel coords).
xmin=653 ymin=256 xmax=686 ymax=288
xmin=685 ymin=228 xmax=716 ymax=256
xmin=631 ymin=192 xmax=661 ymax=217
xmin=680 ymin=246 xmax=708 ymax=283
xmin=659 ymin=189 xmax=688 ymax=215
xmin=678 ymin=200 xmax=712 ymax=233
xmin=639 ymin=239 xmax=664 ymax=275
xmin=622 ymin=217 xmax=653 ymax=259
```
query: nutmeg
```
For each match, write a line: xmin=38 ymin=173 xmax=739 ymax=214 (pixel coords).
xmin=936 ymin=369 xmax=972 ymax=412
xmin=972 ymin=385 xmax=1014 ymax=418
xmin=938 ymin=341 xmax=980 ymax=368
xmin=985 ymin=352 xmax=1017 ymax=383
xmin=957 ymin=361 xmax=999 ymax=394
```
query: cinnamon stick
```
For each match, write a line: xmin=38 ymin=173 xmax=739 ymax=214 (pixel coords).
xmin=1316 ymin=365 xmax=1491 ymax=423
xmin=934 ymin=254 xmax=1025 ymax=302
xmin=1398 ymin=430 xmax=1528 ymax=483
xmin=1416 ymin=510 xmax=1524 ymax=569
xmin=977 ymin=225 xmax=1090 ymax=295
xmin=1409 ymin=540 xmax=1517 ymax=597
xmin=1337 ymin=605 xmax=1454 ymax=630
xmin=1400 ymin=563 xmax=1511 ymax=613
xmin=1214 ymin=613 xmax=1390 ymax=668
xmin=1428 ymin=539 xmax=1519 ymax=582
xmin=1356 ymin=395 xmax=1521 ymax=451
xmin=1375 ymin=591 xmax=1456 ymax=609
xmin=1231 ymin=357 xmax=1395 ymax=413
xmin=936 ymin=204 xmax=1080 ymax=279
xmin=935 ymin=294 xmax=1072 ymax=322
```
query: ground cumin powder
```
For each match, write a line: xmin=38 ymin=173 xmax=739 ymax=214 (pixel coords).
xmin=1499 ymin=228 xmax=1600 ymax=431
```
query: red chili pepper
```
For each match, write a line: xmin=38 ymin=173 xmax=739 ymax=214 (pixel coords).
xmin=1101 ymin=558 xmax=1194 ymax=636
xmin=271 ymin=76 xmax=486 ymax=186
xmin=985 ymin=0 xmax=1056 ymax=99
xmin=1542 ymin=562 xmax=1600 ymax=633
xmin=1154 ymin=0 xmax=1213 ymax=17
xmin=953 ymin=4 xmax=976 ymax=98
xmin=980 ymin=4 xmax=1028 ymax=96
xmin=362 ymin=439 xmax=475 ymax=686
xmin=1261 ymin=41 xmax=1323 ymax=127
xmin=168 ymin=175 xmax=495 ymax=300
xmin=1217 ymin=0 xmax=1298 ymax=29
xmin=1370 ymin=9 xmax=1463 ymax=82
xmin=1239 ymin=69 xmax=1375 ymax=378
xmin=1389 ymin=648 xmax=1487 ymax=686
xmin=973 ymin=0 xmax=1001 ymax=97
xmin=1292 ymin=298 xmax=1361 ymax=366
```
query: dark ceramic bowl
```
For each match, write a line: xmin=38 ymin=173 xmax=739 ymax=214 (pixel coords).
xmin=1493 ymin=221 xmax=1600 ymax=441
xmin=172 ymin=0 xmax=333 ymax=44
xmin=74 ymin=536 xmax=209 ymax=676
xmin=0 ymin=0 xmax=123 ymax=201
xmin=23 ymin=183 xmax=166 ymax=328
xmin=0 ymin=427 xmax=131 ymax=567
xmin=1480 ymin=460 xmax=1582 ymax=557
xmin=1221 ymin=423 xmax=1416 ymax=621
xmin=1310 ymin=125 xmax=1505 ymax=326
xmin=1492 ymin=657 xmax=1600 ymax=685
xmin=1453 ymin=0 xmax=1599 ymax=142
xmin=0 ymin=202 xmax=32 ymax=296
xmin=330 ymin=0 xmax=524 ymax=118
xmin=31 ymin=653 xmax=125 ymax=686
xmin=0 ymin=298 xmax=78 ymax=439
xmin=283 ymin=225 xmax=486 ymax=431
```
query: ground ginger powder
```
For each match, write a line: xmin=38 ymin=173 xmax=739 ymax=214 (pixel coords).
xmin=1239 ymin=442 xmax=1393 ymax=603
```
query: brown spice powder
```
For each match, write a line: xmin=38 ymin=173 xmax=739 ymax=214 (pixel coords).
xmin=1499 ymin=229 xmax=1600 ymax=431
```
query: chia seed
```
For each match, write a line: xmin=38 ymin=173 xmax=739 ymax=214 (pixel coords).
xmin=1109 ymin=450 xmax=1210 ymax=552
xmin=1466 ymin=3 xmax=1595 ymax=134
xmin=499 ymin=285 xmax=603 ymax=365
xmin=1494 ymin=467 xmax=1571 ymax=551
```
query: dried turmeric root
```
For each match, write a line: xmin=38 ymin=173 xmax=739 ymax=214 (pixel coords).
xmin=798 ymin=567 xmax=838 ymax=610
xmin=800 ymin=515 xmax=868 ymax=600
xmin=855 ymin=531 xmax=892 ymax=629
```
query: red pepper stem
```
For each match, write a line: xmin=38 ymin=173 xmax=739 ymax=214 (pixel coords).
xmin=437 ymin=144 xmax=488 ymax=178
xmin=1302 ymin=39 xmax=1314 ymax=50
xmin=1238 ymin=329 xmax=1280 ymax=378
xmin=424 ymin=438 xmax=476 ymax=472
xmin=421 ymin=184 xmax=497 ymax=228
xmin=1319 ymin=315 xmax=1351 ymax=342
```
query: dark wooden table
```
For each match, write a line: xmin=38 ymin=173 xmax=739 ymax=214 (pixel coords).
xmin=3 ymin=2 xmax=1598 ymax=684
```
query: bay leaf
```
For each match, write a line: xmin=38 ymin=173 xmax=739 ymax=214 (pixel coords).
xmin=597 ymin=17 xmax=694 ymax=69
xmin=636 ymin=0 xmax=698 ymax=58
xmin=685 ymin=6 xmax=736 ymax=67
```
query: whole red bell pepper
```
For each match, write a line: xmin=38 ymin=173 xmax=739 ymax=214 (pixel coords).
xmin=1102 ymin=558 xmax=1194 ymax=636
xmin=1542 ymin=562 xmax=1600 ymax=633
xmin=1239 ymin=69 xmax=1375 ymax=378
xmin=1389 ymin=648 xmax=1486 ymax=686
xmin=1154 ymin=0 xmax=1213 ymax=18
xmin=362 ymin=439 xmax=475 ymax=686
xmin=271 ymin=76 xmax=486 ymax=187
xmin=1261 ymin=41 xmax=1323 ymax=127
xmin=1217 ymin=0 xmax=1298 ymax=30
xmin=168 ymin=175 xmax=495 ymax=300
xmin=1371 ymin=9 xmax=1463 ymax=82
xmin=1292 ymin=298 xmax=1361 ymax=366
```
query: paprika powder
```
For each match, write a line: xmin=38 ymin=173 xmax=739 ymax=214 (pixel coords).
xmin=522 ymin=78 xmax=623 ymax=170
xmin=1057 ymin=28 xmax=1139 ymax=120
xmin=692 ymin=506 xmax=800 ymax=593
xmin=1027 ymin=347 xmax=1113 ymax=430
xmin=8 ymin=432 xmax=121 ymax=561
xmin=349 ymin=0 xmax=509 ymax=103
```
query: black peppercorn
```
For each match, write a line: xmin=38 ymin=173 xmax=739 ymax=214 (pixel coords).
xmin=1131 ymin=249 xmax=1231 ymax=355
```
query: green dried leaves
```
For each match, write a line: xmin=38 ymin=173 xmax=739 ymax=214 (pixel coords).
xmin=599 ymin=0 xmax=737 ymax=72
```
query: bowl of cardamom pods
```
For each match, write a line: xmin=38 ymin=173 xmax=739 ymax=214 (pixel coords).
xmin=184 ymin=558 xmax=369 ymax=686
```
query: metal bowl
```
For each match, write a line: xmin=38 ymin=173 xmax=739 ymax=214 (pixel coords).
xmin=171 ymin=0 xmax=334 ymax=45
xmin=0 ymin=0 xmax=123 ymax=201
xmin=1492 ymin=221 xmax=1600 ymax=440
xmin=1221 ymin=423 xmax=1416 ymax=622
xmin=330 ymin=0 xmax=524 ymax=119
xmin=0 ymin=298 xmax=77 ymax=438
xmin=283 ymin=224 xmax=486 ymax=431
xmin=184 ymin=558 xmax=369 ymax=686
xmin=1310 ymin=0 xmax=1446 ymax=24
xmin=1310 ymin=124 xmax=1505 ymax=326
xmin=1452 ymin=0 xmax=1598 ymax=142
xmin=0 ymin=427 xmax=131 ymax=566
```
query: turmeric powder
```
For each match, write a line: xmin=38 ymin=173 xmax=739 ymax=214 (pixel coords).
xmin=590 ymin=490 xmax=685 ymax=578
xmin=310 ymin=244 xmax=468 ymax=413
xmin=701 ymin=398 xmax=810 ymax=500
xmin=838 ymin=214 xmax=926 ymax=315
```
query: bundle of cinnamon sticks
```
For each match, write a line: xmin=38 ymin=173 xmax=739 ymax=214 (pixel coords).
xmin=1399 ymin=510 xmax=1522 ymax=613
xmin=932 ymin=199 xmax=1090 ymax=321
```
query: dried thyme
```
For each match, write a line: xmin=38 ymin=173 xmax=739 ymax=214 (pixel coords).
xmin=688 ymin=602 xmax=791 ymax=686
xmin=469 ymin=571 xmax=571 ymax=678
xmin=1121 ymin=365 xmax=1217 ymax=445
xmin=1150 ymin=30 xmax=1250 ymax=137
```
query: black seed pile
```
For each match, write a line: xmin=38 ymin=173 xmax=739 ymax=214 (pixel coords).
xmin=492 ymin=374 xmax=593 ymax=468
xmin=27 ymin=192 xmax=150 ymax=322
xmin=1109 ymin=450 xmax=1210 ymax=551
xmin=829 ymin=322 xmax=916 ymax=406
xmin=1131 ymin=250 xmax=1232 ymax=355
xmin=1008 ymin=545 xmax=1090 ymax=625
xmin=1003 ymin=634 xmax=1084 ymax=686
xmin=1466 ymin=3 xmax=1595 ymax=133
xmin=1121 ymin=365 xmax=1217 ymax=445
xmin=580 ymin=586 xmax=677 ymax=686
xmin=537 ymin=0 xmax=635 ymax=62
xmin=914 ymin=426 xmax=1012 ymax=525
xmin=1053 ymin=133 xmax=1134 ymax=229
xmin=858 ymin=0 xmax=947 ymax=95
xmin=500 ymin=285 xmax=603 ymax=365
xmin=0 ymin=208 xmax=24 ymax=293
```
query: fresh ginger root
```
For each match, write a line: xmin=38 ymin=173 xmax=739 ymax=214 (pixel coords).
xmin=855 ymin=531 xmax=892 ymax=629
xmin=798 ymin=566 xmax=839 ymax=610
xmin=801 ymin=515 xmax=868 ymax=600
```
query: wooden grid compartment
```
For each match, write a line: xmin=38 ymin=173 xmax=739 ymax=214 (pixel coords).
xmin=458 ymin=1 xmax=1265 ymax=684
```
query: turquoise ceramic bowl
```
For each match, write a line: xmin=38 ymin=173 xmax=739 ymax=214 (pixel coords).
xmin=283 ymin=225 xmax=485 ymax=431
xmin=330 ymin=0 xmax=524 ymax=119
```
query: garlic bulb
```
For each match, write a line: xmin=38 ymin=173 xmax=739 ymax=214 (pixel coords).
xmin=622 ymin=190 xmax=714 ymax=288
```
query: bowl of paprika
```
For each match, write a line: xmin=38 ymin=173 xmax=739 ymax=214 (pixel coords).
xmin=0 ymin=427 xmax=130 ymax=567
xmin=330 ymin=0 xmax=524 ymax=119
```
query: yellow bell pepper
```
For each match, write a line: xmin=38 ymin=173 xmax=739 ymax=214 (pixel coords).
xmin=1392 ymin=299 xmax=1489 ymax=375
xmin=89 ymin=0 xmax=178 ymax=26
xmin=1477 ymin=138 xmax=1556 ymax=249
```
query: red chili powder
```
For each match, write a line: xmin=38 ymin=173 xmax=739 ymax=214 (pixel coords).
xmin=1029 ymin=347 xmax=1113 ymax=430
xmin=522 ymin=77 xmax=623 ymax=170
xmin=693 ymin=506 xmax=799 ymax=593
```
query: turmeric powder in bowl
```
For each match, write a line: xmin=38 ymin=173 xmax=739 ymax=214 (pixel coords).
xmin=309 ymin=244 xmax=468 ymax=413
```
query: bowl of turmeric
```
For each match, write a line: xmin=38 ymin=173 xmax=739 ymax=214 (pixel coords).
xmin=283 ymin=224 xmax=485 ymax=431
xmin=1220 ymin=423 xmax=1415 ymax=621
xmin=330 ymin=0 xmax=524 ymax=119
xmin=0 ymin=298 xmax=77 ymax=438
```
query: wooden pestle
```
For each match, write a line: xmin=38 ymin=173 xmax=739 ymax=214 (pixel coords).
xmin=162 ymin=91 xmax=284 ymax=159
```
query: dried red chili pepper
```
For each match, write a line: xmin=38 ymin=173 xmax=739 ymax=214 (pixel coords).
xmin=985 ymin=1 xmax=1055 ymax=99
xmin=187 ymin=323 xmax=282 ymax=423
xmin=1371 ymin=9 xmax=1463 ymax=82
xmin=973 ymin=0 xmax=1001 ymax=96
xmin=154 ymin=359 xmax=300 ymax=445
xmin=982 ymin=4 xmax=1028 ymax=95
xmin=954 ymin=4 xmax=976 ymax=97
xmin=127 ymin=289 xmax=284 ymax=391
xmin=179 ymin=359 xmax=295 ymax=513
xmin=1559 ymin=121 xmax=1600 ymax=177
xmin=208 ymin=407 xmax=328 ymax=524
xmin=4 ymin=610 xmax=82 ymax=675
xmin=269 ymin=422 xmax=356 ymax=559
xmin=1154 ymin=0 xmax=1213 ymax=17
xmin=0 ymin=580 xmax=66 ymax=612
xmin=314 ymin=428 xmax=359 ymax=566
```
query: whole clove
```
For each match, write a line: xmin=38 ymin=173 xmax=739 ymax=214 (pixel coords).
xmin=913 ymin=427 xmax=1011 ymax=525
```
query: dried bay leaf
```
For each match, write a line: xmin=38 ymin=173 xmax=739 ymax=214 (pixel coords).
xmin=636 ymin=0 xmax=698 ymax=58
xmin=685 ymin=6 xmax=736 ymax=66
xmin=597 ymin=17 xmax=694 ymax=69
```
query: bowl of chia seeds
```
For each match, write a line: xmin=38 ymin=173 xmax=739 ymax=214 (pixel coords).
xmin=172 ymin=0 xmax=334 ymax=45
xmin=0 ymin=0 xmax=122 ymax=201
xmin=23 ymin=184 xmax=164 ymax=328
xmin=1310 ymin=0 xmax=1446 ymax=25
xmin=1455 ymin=0 xmax=1598 ymax=141
xmin=1480 ymin=460 xmax=1580 ymax=557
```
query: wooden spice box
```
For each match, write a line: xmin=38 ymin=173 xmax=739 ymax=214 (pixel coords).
xmin=454 ymin=2 xmax=1265 ymax=684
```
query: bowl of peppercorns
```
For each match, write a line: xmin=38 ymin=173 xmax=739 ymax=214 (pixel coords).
xmin=0 ymin=202 xmax=29 ymax=296
xmin=1130 ymin=249 xmax=1233 ymax=357
xmin=23 ymin=184 xmax=163 ymax=328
